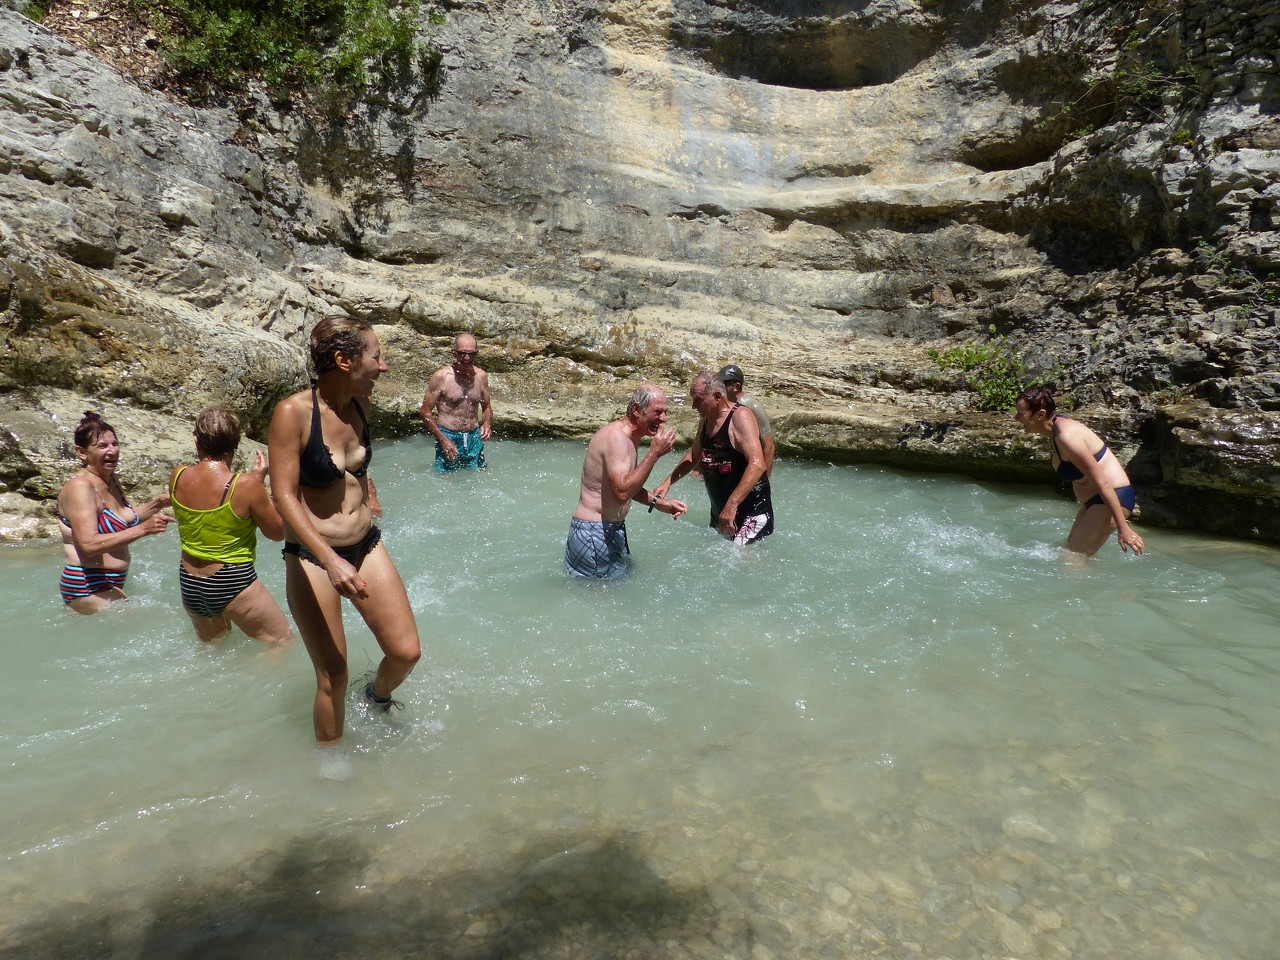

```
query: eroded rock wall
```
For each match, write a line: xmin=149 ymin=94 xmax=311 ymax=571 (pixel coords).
xmin=1 ymin=0 xmax=1278 ymax=541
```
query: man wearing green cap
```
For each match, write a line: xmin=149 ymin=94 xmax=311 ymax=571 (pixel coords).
xmin=718 ymin=364 xmax=774 ymax=477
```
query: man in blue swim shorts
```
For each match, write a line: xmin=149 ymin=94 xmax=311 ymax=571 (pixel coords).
xmin=420 ymin=332 xmax=492 ymax=471
xmin=565 ymin=384 xmax=687 ymax=579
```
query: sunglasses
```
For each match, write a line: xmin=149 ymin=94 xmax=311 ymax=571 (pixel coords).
xmin=455 ymin=350 xmax=478 ymax=358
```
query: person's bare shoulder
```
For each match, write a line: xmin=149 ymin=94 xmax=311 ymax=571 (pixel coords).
xmin=731 ymin=403 xmax=759 ymax=432
xmin=269 ymin=390 xmax=311 ymax=443
xmin=606 ymin=420 xmax=642 ymax=461
xmin=231 ymin=470 xmax=269 ymax=512
xmin=1056 ymin=416 xmax=1096 ymax=451
xmin=606 ymin=417 xmax=633 ymax=443
xmin=275 ymin=388 xmax=311 ymax=416
xmin=60 ymin=472 xmax=94 ymax=501
xmin=587 ymin=419 xmax=623 ymax=452
xmin=586 ymin=419 xmax=612 ymax=449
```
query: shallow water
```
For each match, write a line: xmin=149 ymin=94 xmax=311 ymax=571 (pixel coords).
xmin=2 ymin=438 xmax=1278 ymax=960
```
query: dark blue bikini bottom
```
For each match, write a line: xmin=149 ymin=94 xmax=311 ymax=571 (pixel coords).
xmin=1085 ymin=486 xmax=1136 ymax=512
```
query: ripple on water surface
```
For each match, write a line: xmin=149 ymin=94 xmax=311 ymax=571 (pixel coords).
xmin=2 ymin=440 xmax=1279 ymax=959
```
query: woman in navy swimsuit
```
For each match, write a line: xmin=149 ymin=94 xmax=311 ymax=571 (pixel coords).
xmin=56 ymin=410 xmax=174 ymax=613
xmin=1015 ymin=388 xmax=1145 ymax=557
xmin=268 ymin=315 xmax=422 ymax=743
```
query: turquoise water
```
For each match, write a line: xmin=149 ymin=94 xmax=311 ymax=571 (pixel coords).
xmin=2 ymin=438 xmax=1278 ymax=959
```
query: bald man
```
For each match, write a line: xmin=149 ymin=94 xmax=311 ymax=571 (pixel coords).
xmin=419 ymin=332 xmax=492 ymax=471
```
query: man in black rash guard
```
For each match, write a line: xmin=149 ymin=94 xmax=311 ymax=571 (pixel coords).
xmin=653 ymin=370 xmax=774 ymax=545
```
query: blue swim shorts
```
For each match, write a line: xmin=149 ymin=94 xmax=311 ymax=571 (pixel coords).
xmin=435 ymin=426 xmax=486 ymax=472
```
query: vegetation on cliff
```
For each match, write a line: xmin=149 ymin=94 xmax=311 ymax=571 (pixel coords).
xmin=1035 ymin=0 xmax=1197 ymax=139
xmin=928 ymin=326 xmax=1057 ymax=412
xmin=152 ymin=0 xmax=443 ymax=107
xmin=27 ymin=0 xmax=444 ymax=111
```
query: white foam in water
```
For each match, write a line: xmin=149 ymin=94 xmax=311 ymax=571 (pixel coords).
xmin=2 ymin=438 xmax=1279 ymax=959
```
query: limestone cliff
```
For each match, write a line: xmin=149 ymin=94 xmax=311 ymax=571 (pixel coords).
xmin=1 ymin=0 xmax=1278 ymax=541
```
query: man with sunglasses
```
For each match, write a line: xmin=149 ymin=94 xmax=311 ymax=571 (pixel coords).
xmin=419 ymin=333 xmax=492 ymax=472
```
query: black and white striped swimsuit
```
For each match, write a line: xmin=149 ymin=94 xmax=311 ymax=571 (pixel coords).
xmin=179 ymin=562 xmax=258 ymax=619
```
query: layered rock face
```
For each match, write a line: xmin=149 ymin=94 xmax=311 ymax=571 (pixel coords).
xmin=1 ymin=0 xmax=1278 ymax=541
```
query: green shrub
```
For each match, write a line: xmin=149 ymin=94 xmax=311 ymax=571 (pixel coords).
xmin=928 ymin=325 xmax=1047 ymax=411
xmin=1034 ymin=4 xmax=1195 ymax=137
xmin=133 ymin=0 xmax=444 ymax=110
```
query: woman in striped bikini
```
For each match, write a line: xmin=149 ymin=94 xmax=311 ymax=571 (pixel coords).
xmin=169 ymin=407 xmax=291 ymax=644
xmin=57 ymin=411 xmax=174 ymax=614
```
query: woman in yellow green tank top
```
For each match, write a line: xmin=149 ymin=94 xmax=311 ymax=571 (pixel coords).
xmin=169 ymin=408 xmax=291 ymax=644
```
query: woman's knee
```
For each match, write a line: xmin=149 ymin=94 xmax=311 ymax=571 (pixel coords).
xmin=389 ymin=640 xmax=422 ymax=668
xmin=230 ymin=587 xmax=292 ymax=643
xmin=314 ymin=660 xmax=349 ymax=692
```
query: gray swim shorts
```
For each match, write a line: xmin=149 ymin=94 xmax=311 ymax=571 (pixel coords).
xmin=564 ymin=518 xmax=630 ymax=579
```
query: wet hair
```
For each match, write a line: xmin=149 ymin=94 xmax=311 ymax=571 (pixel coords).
xmin=1017 ymin=386 xmax=1057 ymax=416
xmin=74 ymin=410 xmax=116 ymax=449
xmin=691 ymin=370 xmax=727 ymax=400
xmin=194 ymin=407 xmax=241 ymax=460
xmin=310 ymin=314 xmax=374 ymax=375
xmin=627 ymin=384 xmax=663 ymax=416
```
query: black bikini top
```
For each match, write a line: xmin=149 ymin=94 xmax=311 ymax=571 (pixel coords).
xmin=1051 ymin=417 xmax=1106 ymax=482
xmin=298 ymin=387 xmax=372 ymax=489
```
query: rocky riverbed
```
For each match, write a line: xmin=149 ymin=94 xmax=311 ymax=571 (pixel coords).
xmin=6 ymin=746 xmax=1260 ymax=960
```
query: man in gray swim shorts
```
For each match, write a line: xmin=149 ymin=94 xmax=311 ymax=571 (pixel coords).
xmin=565 ymin=518 xmax=630 ymax=579
xmin=565 ymin=384 xmax=687 ymax=579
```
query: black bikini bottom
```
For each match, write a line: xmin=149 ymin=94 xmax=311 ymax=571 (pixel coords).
xmin=282 ymin=526 xmax=382 ymax=569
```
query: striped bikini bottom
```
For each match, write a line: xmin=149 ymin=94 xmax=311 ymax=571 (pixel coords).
xmin=179 ymin=561 xmax=258 ymax=619
xmin=60 ymin=565 xmax=127 ymax=604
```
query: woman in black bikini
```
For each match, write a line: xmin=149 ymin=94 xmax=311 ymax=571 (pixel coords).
xmin=1015 ymin=387 xmax=1145 ymax=557
xmin=268 ymin=315 xmax=422 ymax=743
